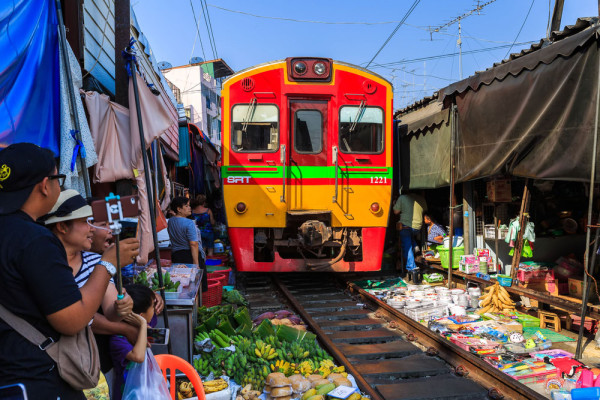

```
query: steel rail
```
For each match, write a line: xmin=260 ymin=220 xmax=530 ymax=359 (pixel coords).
xmin=271 ymin=277 xmax=385 ymax=400
xmin=346 ymin=282 xmax=547 ymax=400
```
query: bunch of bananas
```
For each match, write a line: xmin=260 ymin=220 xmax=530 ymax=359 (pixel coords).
xmin=298 ymin=360 xmax=314 ymax=376
xmin=270 ymin=360 xmax=296 ymax=375
xmin=477 ymin=282 xmax=515 ymax=314
xmin=178 ymin=382 xmax=194 ymax=399
xmin=204 ymin=379 xmax=228 ymax=394
xmin=254 ymin=340 xmax=277 ymax=360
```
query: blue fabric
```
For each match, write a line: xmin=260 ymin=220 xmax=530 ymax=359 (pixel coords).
xmin=399 ymin=227 xmax=419 ymax=271
xmin=176 ymin=127 xmax=190 ymax=166
xmin=0 ymin=0 xmax=60 ymax=155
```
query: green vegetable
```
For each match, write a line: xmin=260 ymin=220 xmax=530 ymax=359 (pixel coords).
xmin=253 ymin=319 xmax=276 ymax=339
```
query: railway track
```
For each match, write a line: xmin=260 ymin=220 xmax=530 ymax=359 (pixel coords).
xmin=238 ymin=273 xmax=547 ymax=400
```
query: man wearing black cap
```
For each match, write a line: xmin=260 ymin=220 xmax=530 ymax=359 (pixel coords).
xmin=0 ymin=143 xmax=140 ymax=399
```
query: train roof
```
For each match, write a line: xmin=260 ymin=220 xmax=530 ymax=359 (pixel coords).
xmin=223 ymin=59 xmax=392 ymax=87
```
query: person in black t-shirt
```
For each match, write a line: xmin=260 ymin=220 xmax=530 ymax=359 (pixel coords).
xmin=0 ymin=143 xmax=140 ymax=400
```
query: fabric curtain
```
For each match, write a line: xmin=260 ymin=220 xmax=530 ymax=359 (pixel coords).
xmin=0 ymin=0 xmax=60 ymax=154
xmin=176 ymin=126 xmax=191 ymax=167
xmin=84 ymin=72 xmax=174 ymax=263
xmin=59 ymin=40 xmax=97 ymax=194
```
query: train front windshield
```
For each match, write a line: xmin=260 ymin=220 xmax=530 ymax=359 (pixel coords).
xmin=231 ymin=104 xmax=279 ymax=152
xmin=339 ymin=106 xmax=384 ymax=153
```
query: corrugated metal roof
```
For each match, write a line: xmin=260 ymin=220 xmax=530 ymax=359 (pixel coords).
xmin=441 ymin=17 xmax=599 ymax=100
xmin=83 ymin=0 xmax=116 ymax=94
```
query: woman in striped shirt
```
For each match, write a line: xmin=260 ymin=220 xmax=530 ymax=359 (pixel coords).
xmin=43 ymin=190 xmax=133 ymax=322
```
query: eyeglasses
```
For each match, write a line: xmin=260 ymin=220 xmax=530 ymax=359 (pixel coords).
xmin=48 ymin=174 xmax=66 ymax=187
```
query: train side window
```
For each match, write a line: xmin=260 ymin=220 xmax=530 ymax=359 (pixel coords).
xmin=339 ymin=106 xmax=384 ymax=154
xmin=294 ymin=110 xmax=323 ymax=153
xmin=231 ymin=104 xmax=279 ymax=152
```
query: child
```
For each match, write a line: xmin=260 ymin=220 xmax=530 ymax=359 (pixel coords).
xmin=109 ymin=284 xmax=156 ymax=400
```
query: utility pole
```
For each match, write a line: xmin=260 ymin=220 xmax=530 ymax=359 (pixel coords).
xmin=458 ymin=20 xmax=463 ymax=80
xmin=550 ymin=0 xmax=565 ymax=34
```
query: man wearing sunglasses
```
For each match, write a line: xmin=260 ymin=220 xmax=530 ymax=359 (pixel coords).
xmin=0 ymin=143 xmax=140 ymax=399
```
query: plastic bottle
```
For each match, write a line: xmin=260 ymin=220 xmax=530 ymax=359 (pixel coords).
xmin=571 ymin=387 xmax=600 ymax=399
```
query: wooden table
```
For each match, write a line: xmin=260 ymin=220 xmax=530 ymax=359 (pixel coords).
xmin=425 ymin=263 xmax=600 ymax=320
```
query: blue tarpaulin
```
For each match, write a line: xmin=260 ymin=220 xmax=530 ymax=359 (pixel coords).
xmin=0 ymin=0 xmax=60 ymax=155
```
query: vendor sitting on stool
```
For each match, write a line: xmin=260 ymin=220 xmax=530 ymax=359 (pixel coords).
xmin=423 ymin=212 xmax=446 ymax=250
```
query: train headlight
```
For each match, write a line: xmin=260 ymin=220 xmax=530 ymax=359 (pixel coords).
xmin=235 ymin=202 xmax=247 ymax=214
xmin=294 ymin=61 xmax=307 ymax=75
xmin=313 ymin=62 xmax=326 ymax=75
xmin=370 ymin=202 xmax=380 ymax=213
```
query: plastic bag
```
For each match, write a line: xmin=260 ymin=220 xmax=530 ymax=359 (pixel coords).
xmin=122 ymin=349 xmax=170 ymax=400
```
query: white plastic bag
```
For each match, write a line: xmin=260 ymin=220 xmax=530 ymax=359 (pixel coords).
xmin=122 ymin=349 xmax=171 ymax=400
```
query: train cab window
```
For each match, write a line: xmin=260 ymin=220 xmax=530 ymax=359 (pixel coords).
xmin=231 ymin=104 xmax=278 ymax=152
xmin=294 ymin=110 xmax=323 ymax=153
xmin=339 ymin=106 xmax=383 ymax=153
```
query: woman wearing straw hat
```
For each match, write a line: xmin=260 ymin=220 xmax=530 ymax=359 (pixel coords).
xmin=42 ymin=190 xmax=134 ymax=322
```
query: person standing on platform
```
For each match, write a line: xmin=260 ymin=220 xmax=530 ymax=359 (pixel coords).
xmin=190 ymin=194 xmax=216 ymax=257
xmin=167 ymin=196 xmax=207 ymax=291
xmin=393 ymin=190 xmax=427 ymax=275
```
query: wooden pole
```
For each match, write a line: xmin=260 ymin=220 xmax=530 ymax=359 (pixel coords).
xmin=510 ymin=180 xmax=530 ymax=284
xmin=550 ymin=0 xmax=565 ymax=34
xmin=448 ymin=104 xmax=457 ymax=288
xmin=494 ymin=209 xmax=500 ymax=274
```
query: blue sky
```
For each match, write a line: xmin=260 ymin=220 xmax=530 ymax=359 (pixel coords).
xmin=133 ymin=1 xmax=597 ymax=109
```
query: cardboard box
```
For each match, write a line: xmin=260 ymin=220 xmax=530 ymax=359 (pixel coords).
xmin=568 ymin=278 xmax=598 ymax=302
xmin=496 ymin=320 xmax=523 ymax=333
xmin=518 ymin=280 xmax=558 ymax=296
xmin=487 ymin=179 xmax=512 ymax=202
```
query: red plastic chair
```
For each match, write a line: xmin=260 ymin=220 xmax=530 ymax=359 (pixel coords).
xmin=155 ymin=354 xmax=206 ymax=400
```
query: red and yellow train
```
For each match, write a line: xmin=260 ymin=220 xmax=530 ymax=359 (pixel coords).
xmin=221 ymin=58 xmax=393 ymax=272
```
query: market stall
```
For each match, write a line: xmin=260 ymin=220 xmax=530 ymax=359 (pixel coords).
xmin=356 ymin=276 xmax=600 ymax=398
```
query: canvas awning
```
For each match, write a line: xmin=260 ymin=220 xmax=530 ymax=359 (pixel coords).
xmin=396 ymin=98 xmax=451 ymax=189
xmin=444 ymin=17 xmax=600 ymax=183
xmin=398 ymin=18 xmax=600 ymax=188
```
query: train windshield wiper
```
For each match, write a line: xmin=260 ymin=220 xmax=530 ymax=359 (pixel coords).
xmin=241 ymin=98 xmax=257 ymax=133
xmin=349 ymin=100 xmax=366 ymax=133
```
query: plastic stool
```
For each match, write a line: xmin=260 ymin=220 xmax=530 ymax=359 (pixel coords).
xmin=538 ymin=310 xmax=561 ymax=332
xmin=155 ymin=354 xmax=206 ymax=400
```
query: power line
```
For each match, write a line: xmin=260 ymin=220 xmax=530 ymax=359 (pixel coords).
xmin=200 ymin=0 xmax=218 ymax=59
xmin=504 ymin=0 xmax=535 ymax=59
xmin=207 ymin=3 xmax=406 ymax=25
xmin=204 ymin=0 xmax=218 ymax=58
xmin=366 ymin=0 xmax=421 ymax=68
xmin=190 ymin=0 xmax=207 ymax=60
xmin=370 ymin=41 xmax=537 ymax=67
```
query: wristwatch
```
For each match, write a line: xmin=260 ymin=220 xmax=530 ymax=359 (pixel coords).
xmin=97 ymin=260 xmax=117 ymax=277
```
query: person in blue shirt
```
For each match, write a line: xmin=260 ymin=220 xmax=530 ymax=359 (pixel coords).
xmin=424 ymin=212 xmax=446 ymax=247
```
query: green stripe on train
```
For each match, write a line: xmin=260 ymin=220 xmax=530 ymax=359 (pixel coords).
xmin=221 ymin=166 xmax=392 ymax=179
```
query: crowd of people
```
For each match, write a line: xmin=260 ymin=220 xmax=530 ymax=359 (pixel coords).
xmin=0 ymin=143 xmax=164 ymax=399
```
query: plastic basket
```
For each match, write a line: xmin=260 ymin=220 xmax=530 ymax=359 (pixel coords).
xmin=515 ymin=312 xmax=540 ymax=328
xmin=438 ymin=246 xmax=464 ymax=269
xmin=202 ymin=278 xmax=222 ymax=307
xmin=207 ymin=271 xmax=228 ymax=287
xmin=497 ymin=275 xmax=513 ymax=287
